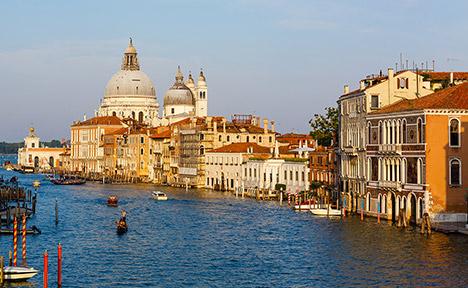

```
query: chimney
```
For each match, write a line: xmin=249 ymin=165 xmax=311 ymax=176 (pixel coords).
xmin=359 ymin=81 xmax=365 ymax=90
xmin=450 ymin=72 xmax=454 ymax=85
xmin=271 ymin=121 xmax=275 ymax=133
xmin=388 ymin=68 xmax=394 ymax=79
xmin=344 ymin=85 xmax=349 ymax=94
xmin=263 ymin=118 xmax=268 ymax=134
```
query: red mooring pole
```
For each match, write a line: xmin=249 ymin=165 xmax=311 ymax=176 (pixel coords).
xmin=43 ymin=250 xmax=48 ymax=288
xmin=21 ymin=213 xmax=27 ymax=266
xmin=13 ymin=217 xmax=17 ymax=266
xmin=58 ymin=243 xmax=62 ymax=287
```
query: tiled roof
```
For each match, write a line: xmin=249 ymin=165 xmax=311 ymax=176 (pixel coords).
xmin=150 ymin=130 xmax=171 ymax=139
xmin=372 ymin=82 xmax=468 ymax=114
xmin=277 ymin=133 xmax=312 ymax=139
xmin=106 ymin=127 xmax=128 ymax=136
xmin=419 ymin=71 xmax=468 ymax=81
xmin=208 ymin=142 xmax=271 ymax=154
xmin=72 ymin=116 xmax=124 ymax=127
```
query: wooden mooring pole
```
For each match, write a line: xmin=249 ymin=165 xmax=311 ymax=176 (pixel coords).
xmin=0 ymin=256 xmax=4 ymax=286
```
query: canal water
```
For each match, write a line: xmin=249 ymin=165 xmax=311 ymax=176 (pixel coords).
xmin=0 ymin=155 xmax=467 ymax=287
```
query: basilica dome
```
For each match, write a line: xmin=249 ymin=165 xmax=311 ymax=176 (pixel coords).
xmin=164 ymin=67 xmax=195 ymax=106
xmin=104 ymin=70 xmax=156 ymax=98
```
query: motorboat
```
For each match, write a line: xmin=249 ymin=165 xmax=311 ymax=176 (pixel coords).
xmin=107 ymin=195 xmax=118 ymax=207
xmin=152 ymin=191 xmax=168 ymax=201
xmin=310 ymin=205 xmax=342 ymax=216
xmin=294 ymin=200 xmax=316 ymax=211
xmin=3 ymin=266 xmax=38 ymax=281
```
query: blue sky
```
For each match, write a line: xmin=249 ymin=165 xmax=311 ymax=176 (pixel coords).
xmin=1 ymin=0 xmax=467 ymax=141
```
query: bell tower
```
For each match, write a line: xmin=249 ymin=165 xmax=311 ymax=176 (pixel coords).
xmin=195 ymin=70 xmax=208 ymax=117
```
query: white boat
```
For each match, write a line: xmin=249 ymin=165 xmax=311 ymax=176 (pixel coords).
xmin=310 ymin=207 xmax=342 ymax=216
xmin=3 ymin=266 xmax=38 ymax=281
xmin=294 ymin=203 xmax=314 ymax=211
xmin=152 ymin=191 xmax=168 ymax=201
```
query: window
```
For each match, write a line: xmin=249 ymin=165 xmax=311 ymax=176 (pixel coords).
xmin=247 ymin=136 xmax=249 ymax=143
xmin=371 ymin=95 xmax=379 ymax=109
xmin=449 ymin=119 xmax=460 ymax=147
xmin=140 ymin=148 xmax=144 ymax=155
xmin=140 ymin=137 xmax=144 ymax=144
xmin=295 ymin=171 xmax=299 ymax=181
xmin=417 ymin=118 xmax=423 ymax=143
xmin=284 ymin=170 xmax=287 ymax=180
xmin=367 ymin=123 xmax=372 ymax=144
xmin=132 ymin=111 xmax=136 ymax=119
xmin=138 ymin=111 xmax=144 ymax=123
xmin=171 ymin=108 xmax=175 ymax=114
xmin=249 ymin=168 xmax=252 ymax=177
xmin=259 ymin=136 xmax=262 ymax=142
xmin=402 ymin=120 xmax=407 ymax=143
xmin=199 ymin=146 xmax=205 ymax=155
xmin=449 ymin=159 xmax=461 ymax=186
xmin=290 ymin=171 xmax=293 ymax=180
xmin=219 ymin=135 xmax=222 ymax=141
xmin=112 ymin=111 xmax=117 ymax=116
xmin=227 ymin=136 xmax=230 ymax=142
xmin=398 ymin=78 xmax=409 ymax=89
xmin=379 ymin=121 xmax=383 ymax=144
xmin=269 ymin=136 xmax=272 ymax=143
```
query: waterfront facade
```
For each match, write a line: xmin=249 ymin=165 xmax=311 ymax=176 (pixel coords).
xmin=338 ymin=69 xmax=434 ymax=212
xmin=365 ymin=82 xmax=468 ymax=223
xmin=17 ymin=128 xmax=66 ymax=170
xmin=309 ymin=146 xmax=337 ymax=199
xmin=205 ymin=142 xmax=271 ymax=191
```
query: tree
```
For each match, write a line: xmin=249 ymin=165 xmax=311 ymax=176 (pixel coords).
xmin=309 ymin=107 xmax=338 ymax=147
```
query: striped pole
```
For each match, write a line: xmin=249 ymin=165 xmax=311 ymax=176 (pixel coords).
xmin=13 ymin=217 xmax=18 ymax=266
xmin=21 ymin=213 xmax=27 ymax=266
xmin=288 ymin=193 xmax=291 ymax=206
xmin=43 ymin=250 xmax=48 ymax=288
xmin=58 ymin=243 xmax=62 ymax=287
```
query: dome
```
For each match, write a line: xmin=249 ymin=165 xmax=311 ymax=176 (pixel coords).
xmin=164 ymin=67 xmax=195 ymax=106
xmin=104 ymin=70 xmax=156 ymax=98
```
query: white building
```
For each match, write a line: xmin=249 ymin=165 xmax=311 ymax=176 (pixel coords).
xmin=17 ymin=128 xmax=65 ymax=170
xmin=97 ymin=39 xmax=160 ymax=125
xmin=163 ymin=66 xmax=208 ymax=121
xmin=205 ymin=142 xmax=271 ymax=191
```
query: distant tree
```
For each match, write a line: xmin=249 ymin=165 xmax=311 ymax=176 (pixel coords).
xmin=309 ymin=107 xmax=338 ymax=147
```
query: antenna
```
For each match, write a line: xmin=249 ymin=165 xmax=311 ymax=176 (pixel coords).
xmin=395 ymin=62 xmax=398 ymax=71
xmin=406 ymin=59 xmax=408 ymax=70
xmin=400 ymin=53 xmax=403 ymax=71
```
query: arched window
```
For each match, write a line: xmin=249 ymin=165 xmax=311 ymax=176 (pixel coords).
xmin=200 ymin=91 xmax=203 ymax=98
xmin=379 ymin=121 xmax=383 ymax=144
xmin=203 ymin=91 xmax=206 ymax=98
xmin=402 ymin=120 xmax=407 ymax=143
xmin=112 ymin=111 xmax=117 ymax=117
xmin=367 ymin=123 xmax=372 ymax=144
xmin=132 ymin=111 xmax=136 ymax=119
xmin=417 ymin=158 xmax=423 ymax=184
xmin=417 ymin=118 xmax=423 ymax=143
xmin=246 ymin=136 xmax=250 ymax=143
xmin=449 ymin=119 xmax=460 ymax=147
xmin=449 ymin=159 xmax=461 ymax=186
xmin=219 ymin=135 xmax=222 ymax=141
xmin=138 ymin=111 xmax=144 ymax=123
xmin=200 ymin=145 xmax=205 ymax=155
xmin=259 ymin=136 xmax=262 ymax=142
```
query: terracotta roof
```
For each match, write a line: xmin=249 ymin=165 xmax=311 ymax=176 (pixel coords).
xmin=277 ymin=133 xmax=312 ymax=139
xmin=150 ymin=130 xmax=171 ymax=139
xmin=208 ymin=142 xmax=271 ymax=154
xmin=72 ymin=116 xmax=124 ymax=127
xmin=106 ymin=127 xmax=127 ymax=136
xmin=372 ymin=82 xmax=468 ymax=114
xmin=419 ymin=71 xmax=468 ymax=81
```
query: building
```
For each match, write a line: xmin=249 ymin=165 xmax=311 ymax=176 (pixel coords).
xmin=277 ymin=133 xmax=315 ymax=150
xmin=17 ymin=128 xmax=66 ymax=170
xmin=309 ymin=146 xmax=337 ymax=200
xmin=70 ymin=116 xmax=126 ymax=173
xmin=420 ymin=71 xmax=468 ymax=91
xmin=97 ymin=39 xmax=159 ymax=125
xmin=163 ymin=66 xmax=208 ymax=120
xmin=365 ymin=82 xmax=468 ymax=223
xmin=149 ymin=128 xmax=172 ymax=184
xmin=205 ymin=142 xmax=271 ymax=191
xmin=338 ymin=68 xmax=434 ymax=213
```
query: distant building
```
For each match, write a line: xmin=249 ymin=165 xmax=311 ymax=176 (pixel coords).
xmin=365 ymin=82 xmax=468 ymax=223
xmin=17 ymin=128 xmax=66 ymax=170
xmin=309 ymin=146 xmax=337 ymax=200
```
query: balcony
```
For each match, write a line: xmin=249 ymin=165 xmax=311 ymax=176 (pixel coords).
xmin=342 ymin=146 xmax=357 ymax=156
xmin=379 ymin=180 xmax=402 ymax=190
xmin=378 ymin=144 xmax=402 ymax=155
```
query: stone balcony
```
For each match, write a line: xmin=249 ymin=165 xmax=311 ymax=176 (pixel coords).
xmin=379 ymin=180 xmax=402 ymax=190
xmin=342 ymin=146 xmax=358 ymax=156
xmin=378 ymin=144 xmax=402 ymax=155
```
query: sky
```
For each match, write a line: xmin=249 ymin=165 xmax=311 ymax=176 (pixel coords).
xmin=1 ymin=0 xmax=467 ymax=142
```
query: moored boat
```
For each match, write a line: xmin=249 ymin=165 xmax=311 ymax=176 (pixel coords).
xmin=309 ymin=206 xmax=342 ymax=216
xmin=152 ymin=191 xmax=168 ymax=201
xmin=51 ymin=177 xmax=86 ymax=185
xmin=3 ymin=266 xmax=38 ymax=281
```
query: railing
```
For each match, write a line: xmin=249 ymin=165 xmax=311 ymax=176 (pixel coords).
xmin=378 ymin=144 xmax=402 ymax=154
xmin=379 ymin=180 xmax=402 ymax=190
xmin=342 ymin=146 xmax=357 ymax=156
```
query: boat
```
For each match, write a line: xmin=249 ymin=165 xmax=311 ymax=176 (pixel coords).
xmin=152 ymin=191 xmax=168 ymax=201
xmin=309 ymin=206 xmax=342 ymax=216
xmin=116 ymin=219 xmax=128 ymax=235
xmin=107 ymin=195 xmax=118 ymax=207
xmin=32 ymin=180 xmax=41 ymax=188
xmin=3 ymin=266 xmax=38 ymax=281
xmin=0 ymin=225 xmax=41 ymax=235
xmin=51 ymin=177 xmax=86 ymax=185
xmin=294 ymin=200 xmax=316 ymax=211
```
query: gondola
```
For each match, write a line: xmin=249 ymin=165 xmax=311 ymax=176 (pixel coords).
xmin=107 ymin=195 xmax=119 ymax=207
xmin=116 ymin=219 xmax=128 ymax=235
xmin=50 ymin=178 xmax=86 ymax=185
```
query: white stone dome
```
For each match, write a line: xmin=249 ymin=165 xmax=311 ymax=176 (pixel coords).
xmin=164 ymin=67 xmax=194 ymax=106
xmin=104 ymin=70 xmax=156 ymax=98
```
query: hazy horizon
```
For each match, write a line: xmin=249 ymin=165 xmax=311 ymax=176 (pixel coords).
xmin=1 ymin=0 xmax=468 ymax=142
